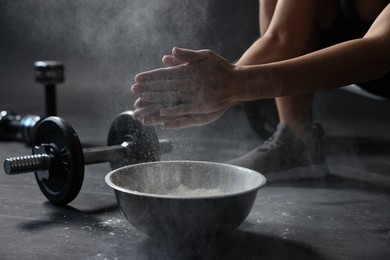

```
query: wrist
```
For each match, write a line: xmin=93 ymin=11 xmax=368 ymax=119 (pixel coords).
xmin=235 ymin=64 xmax=282 ymax=101
xmin=230 ymin=64 xmax=250 ymax=102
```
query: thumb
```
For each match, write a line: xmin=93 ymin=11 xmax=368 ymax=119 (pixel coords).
xmin=172 ymin=47 xmax=212 ymax=63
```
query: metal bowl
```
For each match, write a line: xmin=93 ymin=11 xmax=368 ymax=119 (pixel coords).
xmin=105 ymin=160 xmax=266 ymax=240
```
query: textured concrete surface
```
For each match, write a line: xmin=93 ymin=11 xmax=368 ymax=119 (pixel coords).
xmin=0 ymin=98 xmax=389 ymax=259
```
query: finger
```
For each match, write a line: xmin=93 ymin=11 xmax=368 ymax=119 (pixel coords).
xmin=134 ymin=98 xmax=149 ymax=109
xmin=160 ymin=102 xmax=230 ymax=117
xmin=162 ymin=110 xmax=226 ymax=129
xmin=162 ymin=116 xmax=195 ymax=129
xmin=142 ymin=114 xmax=167 ymax=126
xmin=162 ymin=55 xmax=186 ymax=67
xmin=172 ymin=47 xmax=212 ymax=63
xmin=132 ymin=103 xmax=164 ymax=121
xmin=162 ymin=114 xmax=213 ymax=129
xmin=131 ymin=79 xmax=183 ymax=94
xmin=135 ymin=66 xmax=185 ymax=83
xmin=141 ymin=91 xmax=193 ymax=104
xmin=159 ymin=104 xmax=193 ymax=117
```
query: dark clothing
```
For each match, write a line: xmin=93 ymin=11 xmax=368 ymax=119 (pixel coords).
xmin=320 ymin=0 xmax=389 ymax=98
xmin=321 ymin=0 xmax=370 ymax=47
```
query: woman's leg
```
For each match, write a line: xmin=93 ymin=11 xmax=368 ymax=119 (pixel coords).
xmin=229 ymin=0 xmax=340 ymax=179
xmin=260 ymin=0 xmax=339 ymax=139
xmin=275 ymin=95 xmax=314 ymax=139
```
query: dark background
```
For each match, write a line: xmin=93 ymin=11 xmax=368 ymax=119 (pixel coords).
xmin=1 ymin=0 xmax=389 ymax=142
xmin=0 ymin=0 xmax=259 ymax=128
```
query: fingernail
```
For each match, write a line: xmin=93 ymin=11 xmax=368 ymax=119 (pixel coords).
xmin=172 ymin=47 xmax=180 ymax=56
xmin=131 ymin=84 xmax=139 ymax=94
xmin=135 ymin=74 xmax=144 ymax=83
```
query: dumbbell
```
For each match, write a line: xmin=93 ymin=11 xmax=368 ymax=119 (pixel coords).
xmin=0 ymin=61 xmax=63 ymax=144
xmin=0 ymin=110 xmax=41 ymax=144
xmin=34 ymin=61 xmax=64 ymax=117
xmin=3 ymin=111 xmax=173 ymax=205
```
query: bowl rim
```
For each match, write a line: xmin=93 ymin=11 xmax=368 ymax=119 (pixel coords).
xmin=105 ymin=160 xmax=267 ymax=200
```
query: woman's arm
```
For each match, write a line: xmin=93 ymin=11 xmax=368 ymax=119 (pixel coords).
xmin=132 ymin=4 xmax=389 ymax=127
xmin=239 ymin=4 xmax=390 ymax=100
xmin=132 ymin=0 xmax=322 ymax=127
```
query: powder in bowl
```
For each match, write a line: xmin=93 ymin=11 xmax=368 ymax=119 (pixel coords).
xmin=165 ymin=184 xmax=225 ymax=197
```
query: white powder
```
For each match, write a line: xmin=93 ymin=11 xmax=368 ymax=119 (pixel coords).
xmin=165 ymin=184 xmax=225 ymax=197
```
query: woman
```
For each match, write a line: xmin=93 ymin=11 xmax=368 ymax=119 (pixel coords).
xmin=131 ymin=0 xmax=390 ymax=181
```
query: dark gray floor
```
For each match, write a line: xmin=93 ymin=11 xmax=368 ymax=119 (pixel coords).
xmin=0 ymin=89 xmax=390 ymax=260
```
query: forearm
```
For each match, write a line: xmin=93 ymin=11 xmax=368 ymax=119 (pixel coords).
xmin=236 ymin=30 xmax=315 ymax=67
xmin=236 ymin=35 xmax=298 ymax=66
xmin=237 ymin=37 xmax=390 ymax=101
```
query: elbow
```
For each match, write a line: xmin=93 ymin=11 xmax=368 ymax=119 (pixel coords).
xmin=262 ymin=32 xmax=308 ymax=57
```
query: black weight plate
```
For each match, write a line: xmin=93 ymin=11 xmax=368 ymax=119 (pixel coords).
xmin=107 ymin=111 xmax=159 ymax=169
xmin=33 ymin=117 xmax=84 ymax=205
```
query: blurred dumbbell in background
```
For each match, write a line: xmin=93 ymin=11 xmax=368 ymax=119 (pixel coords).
xmin=0 ymin=61 xmax=64 ymax=145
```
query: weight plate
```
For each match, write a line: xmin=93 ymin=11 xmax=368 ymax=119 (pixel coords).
xmin=107 ymin=111 xmax=159 ymax=169
xmin=33 ymin=117 xmax=84 ymax=205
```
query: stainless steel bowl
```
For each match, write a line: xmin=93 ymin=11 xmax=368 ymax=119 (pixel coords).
xmin=105 ymin=160 xmax=266 ymax=240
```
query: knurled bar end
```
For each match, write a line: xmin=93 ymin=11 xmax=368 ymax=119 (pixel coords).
xmin=3 ymin=154 xmax=50 ymax=175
